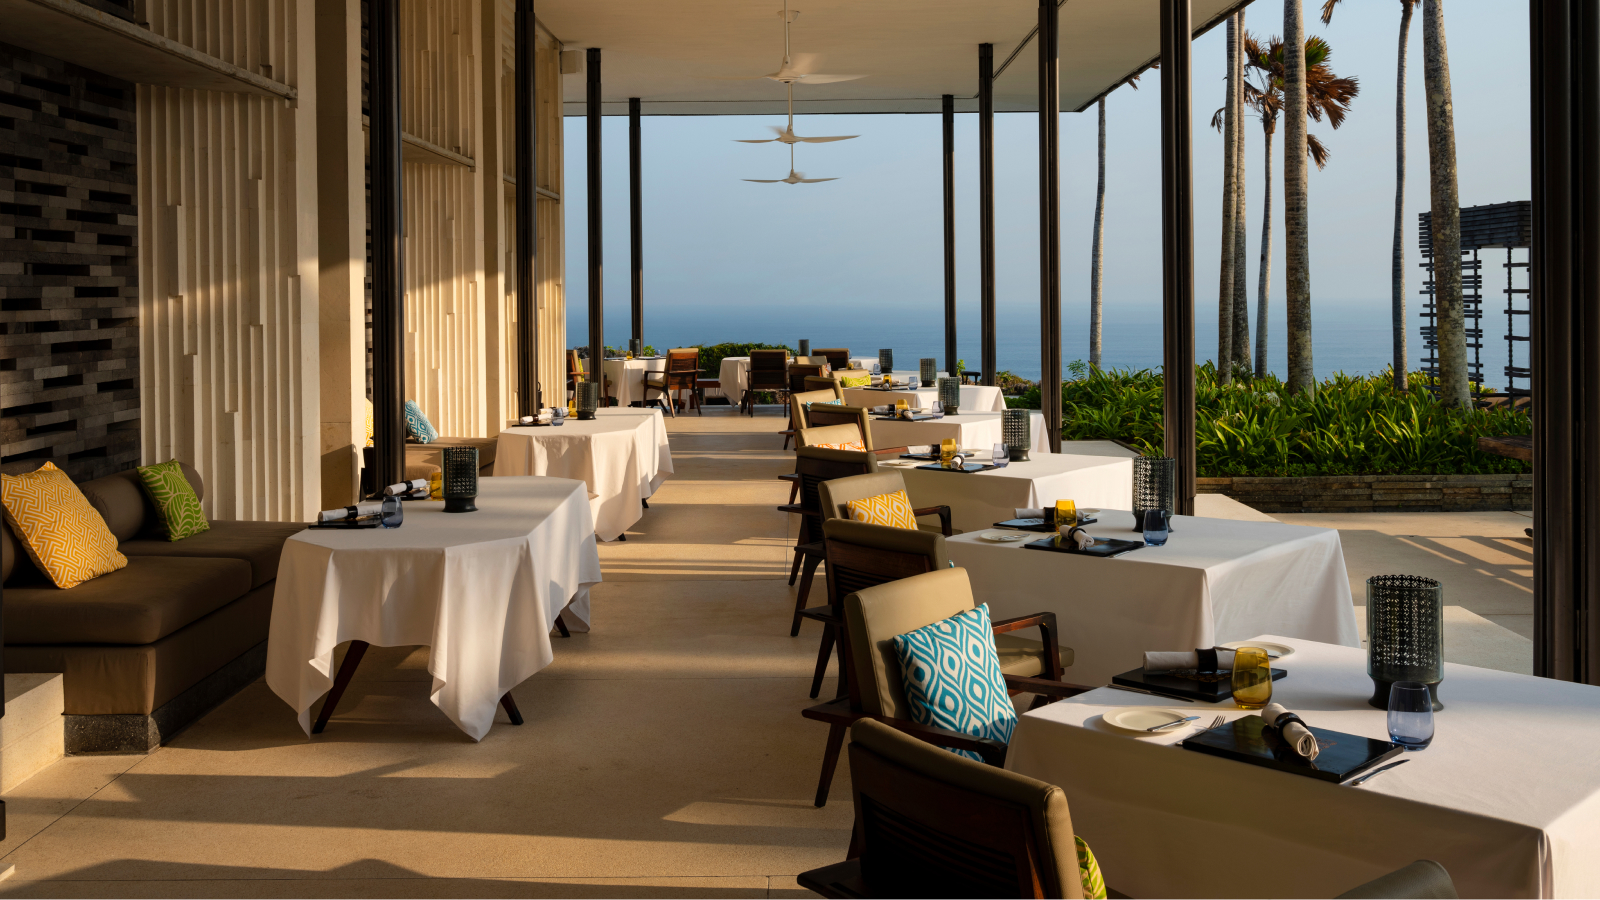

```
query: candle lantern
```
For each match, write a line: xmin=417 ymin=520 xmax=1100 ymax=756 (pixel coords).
xmin=920 ymin=358 xmax=937 ymax=385
xmin=937 ymin=376 xmax=961 ymax=417
xmin=1002 ymin=409 xmax=1031 ymax=462
xmin=441 ymin=446 xmax=479 ymax=513
xmin=1366 ymin=575 xmax=1445 ymax=710
xmin=577 ymin=381 xmax=601 ymax=420
xmin=1131 ymin=456 xmax=1178 ymax=533
xmin=878 ymin=349 xmax=893 ymax=375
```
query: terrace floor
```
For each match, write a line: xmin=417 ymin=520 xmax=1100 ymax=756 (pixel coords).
xmin=0 ymin=407 xmax=1534 ymax=897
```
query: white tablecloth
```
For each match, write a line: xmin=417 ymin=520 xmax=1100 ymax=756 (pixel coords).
xmin=265 ymin=477 xmax=601 ymax=741
xmin=601 ymin=356 xmax=666 ymax=407
xmin=842 ymin=383 xmax=1006 ymax=412
xmin=494 ymin=414 xmax=663 ymax=541
xmin=946 ymin=510 xmax=1358 ymax=685
xmin=879 ymin=443 xmax=1136 ymax=534
xmin=596 ymin=406 xmax=673 ymax=494
xmin=868 ymin=410 xmax=1049 ymax=454
xmin=1006 ymin=636 xmax=1600 ymax=898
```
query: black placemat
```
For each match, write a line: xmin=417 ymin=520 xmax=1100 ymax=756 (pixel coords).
xmin=994 ymin=516 xmax=1098 ymax=532
xmin=309 ymin=519 xmax=382 ymax=530
xmin=1023 ymin=535 xmax=1144 ymax=558
xmin=872 ymin=413 xmax=943 ymax=421
xmin=1181 ymin=714 xmax=1405 ymax=783
xmin=1112 ymin=665 xmax=1287 ymax=702
xmin=914 ymin=463 xmax=999 ymax=474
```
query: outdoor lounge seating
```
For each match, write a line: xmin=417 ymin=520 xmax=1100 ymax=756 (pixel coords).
xmin=1 ymin=460 xmax=305 ymax=753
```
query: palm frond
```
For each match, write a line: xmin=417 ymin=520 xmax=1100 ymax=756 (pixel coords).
xmin=1319 ymin=0 xmax=1342 ymax=25
xmin=1308 ymin=133 xmax=1331 ymax=169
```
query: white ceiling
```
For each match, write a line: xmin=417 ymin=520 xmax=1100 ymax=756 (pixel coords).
xmin=535 ymin=0 xmax=1251 ymax=117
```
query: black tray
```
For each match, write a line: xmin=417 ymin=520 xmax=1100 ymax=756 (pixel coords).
xmin=915 ymin=463 xmax=999 ymax=474
xmin=900 ymin=452 xmax=941 ymax=461
xmin=1112 ymin=665 xmax=1287 ymax=702
xmin=1181 ymin=714 xmax=1405 ymax=784
xmin=309 ymin=518 xmax=381 ymax=529
xmin=994 ymin=516 xmax=1098 ymax=532
xmin=1024 ymin=535 xmax=1144 ymax=558
xmin=873 ymin=413 xmax=943 ymax=421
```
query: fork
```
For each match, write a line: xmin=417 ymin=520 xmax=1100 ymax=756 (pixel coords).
xmin=1196 ymin=715 xmax=1225 ymax=734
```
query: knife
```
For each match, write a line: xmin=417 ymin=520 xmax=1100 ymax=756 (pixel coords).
xmin=1145 ymin=716 xmax=1201 ymax=732
xmin=1348 ymin=758 xmax=1410 ymax=787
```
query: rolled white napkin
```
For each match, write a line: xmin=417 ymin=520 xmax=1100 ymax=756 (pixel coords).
xmin=519 ymin=415 xmax=536 ymax=425
xmin=383 ymin=479 xmax=428 ymax=497
xmin=318 ymin=501 xmax=383 ymax=523
xmin=1015 ymin=508 xmax=1045 ymax=519
xmin=1065 ymin=526 xmax=1093 ymax=550
xmin=1261 ymin=702 xmax=1320 ymax=760
xmin=1143 ymin=648 xmax=1238 ymax=673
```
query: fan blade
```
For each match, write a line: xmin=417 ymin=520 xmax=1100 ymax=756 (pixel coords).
xmin=789 ymin=52 xmax=821 ymax=72
xmin=735 ymin=138 xmax=779 ymax=143
xmin=796 ymin=134 xmax=858 ymax=143
xmin=796 ymin=73 xmax=866 ymax=84
xmin=703 ymin=73 xmax=775 ymax=81
xmin=798 ymin=177 xmax=840 ymax=183
xmin=743 ymin=179 xmax=783 ymax=183
xmin=768 ymin=125 xmax=788 ymax=135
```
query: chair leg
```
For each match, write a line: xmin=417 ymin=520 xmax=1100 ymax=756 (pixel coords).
xmin=312 ymin=639 xmax=370 ymax=735
xmin=809 ymin=624 xmax=835 ymax=698
xmin=835 ymin=630 xmax=850 ymax=699
xmin=795 ymin=554 xmax=821 ymax=611
xmin=500 ymin=692 xmax=524 ymax=725
xmin=554 ymin=613 xmax=570 ymax=638
xmin=814 ymin=721 xmax=847 ymax=808
xmin=788 ymin=550 xmax=803 ymax=586
xmin=788 ymin=480 xmax=799 ymax=504
xmin=790 ymin=564 xmax=812 ymax=636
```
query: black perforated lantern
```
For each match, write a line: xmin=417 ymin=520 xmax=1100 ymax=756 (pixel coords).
xmin=1131 ymin=456 xmax=1177 ymax=533
xmin=798 ymin=339 xmax=810 ymax=358
xmin=576 ymin=381 xmax=601 ymax=420
xmin=878 ymin=349 xmax=893 ymax=375
xmin=1367 ymin=575 xmax=1445 ymax=710
xmin=442 ymin=446 xmax=479 ymax=513
xmin=1002 ymin=409 xmax=1031 ymax=462
xmin=937 ymin=376 xmax=961 ymax=417
xmin=920 ymin=358 xmax=937 ymax=385
xmin=628 ymin=338 xmax=642 ymax=356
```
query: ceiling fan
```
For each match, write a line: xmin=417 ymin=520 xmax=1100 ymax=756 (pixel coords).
xmin=716 ymin=3 xmax=864 ymax=85
xmin=744 ymin=143 xmax=838 ymax=184
xmin=736 ymin=82 xmax=857 ymax=145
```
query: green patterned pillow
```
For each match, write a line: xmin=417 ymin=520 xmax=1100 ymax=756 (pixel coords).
xmin=136 ymin=460 xmax=210 ymax=542
xmin=1077 ymin=836 xmax=1107 ymax=900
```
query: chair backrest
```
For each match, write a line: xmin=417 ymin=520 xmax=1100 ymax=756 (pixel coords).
xmin=665 ymin=348 xmax=700 ymax=388
xmin=816 ymin=347 xmax=850 ymax=371
xmin=846 ymin=719 xmax=1080 ymax=899
xmin=817 ymin=470 xmax=911 ymax=521
xmin=1335 ymin=861 xmax=1458 ymax=900
xmin=802 ymin=405 xmax=874 ymax=449
xmin=821 ymin=519 xmax=943 ymax=614
xmin=793 ymin=446 xmax=877 ymax=540
xmin=749 ymin=349 xmax=789 ymax=390
xmin=798 ymin=422 xmax=866 ymax=450
xmin=844 ymin=567 xmax=977 ymax=719
xmin=790 ymin=388 xmax=842 ymax=430
xmin=803 ymin=375 xmax=843 ymax=397
xmin=788 ymin=363 xmax=826 ymax=396
xmin=568 ymin=349 xmax=584 ymax=377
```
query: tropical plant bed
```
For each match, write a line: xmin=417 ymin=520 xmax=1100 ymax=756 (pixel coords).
xmin=1198 ymin=473 xmax=1532 ymax=513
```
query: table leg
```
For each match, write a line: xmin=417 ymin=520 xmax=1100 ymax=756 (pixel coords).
xmin=554 ymin=613 xmax=570 ymax=638
xmin=312 ymin=639 xmax=369 ymax=735
xmin=500 ymin=693 xmax=524 ymax=726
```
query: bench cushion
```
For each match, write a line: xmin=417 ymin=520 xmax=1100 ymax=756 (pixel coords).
xmin=5 ymin=555 xmax=251 ymax=645
xmin=119 ymin=519 xmax=308 ymax=590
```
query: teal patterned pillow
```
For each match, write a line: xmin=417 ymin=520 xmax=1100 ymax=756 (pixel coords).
xmin=892 ymin=604 xmax=1016 ymax=761
xmin=135 ymin=460 xmax=210 ymax=542
xmin=403 ymin=400 xmax=438 ymax=443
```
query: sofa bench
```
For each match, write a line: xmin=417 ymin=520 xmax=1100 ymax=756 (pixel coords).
xmin=1 ymin=460 xmax=305 ymax=753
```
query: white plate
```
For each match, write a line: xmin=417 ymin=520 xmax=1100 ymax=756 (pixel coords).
xmin=979 ymin=531 xmax=1030 ymax=543
xmin=1079 ymin=508 xmax=1101 ymax=518
xmin=1102 ymin=707 xmax=1190 ymax=734
xmin=1218 ymin=640 xmax=1295 ymax=659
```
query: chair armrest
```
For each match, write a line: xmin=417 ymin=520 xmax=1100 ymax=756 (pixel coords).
xmin=993 ymin=612 xmax=1066 ymax=680
xmin=777 ymin=504 xmax=808 ymax=515
xmin=871 ymin=446 xmax=910 ymax=456
xmin=1002 ymin=674 xmax=1096 ymax=698
xmin=801 ymin=700 xmax=1007 ymax=766
xmin=913 ymin=505 xmax=953 ymax=536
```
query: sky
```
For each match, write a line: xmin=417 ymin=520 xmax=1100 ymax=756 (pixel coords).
xmin=561 ymin=2 xmax=1531 ymax=383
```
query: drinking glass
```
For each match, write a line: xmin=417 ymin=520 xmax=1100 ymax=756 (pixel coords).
xmin=1142 ymin=509 xmax=1169 ymax=546
xmin=1387 ymin=682 xmax=1436 ymax=750
xmin=1230 ymin=646 xmax=1273 ymax=709
xmin=931 ymin=399 xmax=942 ymax=413
xmin=379 ymin=495 xmax=404 ymax=529
xmin=895 ymin=398 xmax=909 ymax=411
xmin=908 ymin=376 xmax=920 ymax=390
xmin=1054 ymin=499 xmax=1077 ymax=526
xmin=939 ymin=438 xmax=958 ymax=465
xmin=991 ymin=443 xmax=1009 ymax=468
xmin=428 ymin=471 xmax=444 ymax=500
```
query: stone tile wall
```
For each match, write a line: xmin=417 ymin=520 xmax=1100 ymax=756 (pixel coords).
xmin=1197 ymin=473 xmax=1534 ymax=513
xmin=0 ymin=42 xmax=138 ymax=482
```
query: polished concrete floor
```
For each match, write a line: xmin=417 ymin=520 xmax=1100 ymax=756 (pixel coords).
xmin=0 ymin=405 xmax=1534 ymax=896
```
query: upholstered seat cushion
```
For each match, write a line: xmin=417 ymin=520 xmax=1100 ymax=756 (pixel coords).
xmin=119 ymin=519 xmax=308 ymax=590
xmin=5 ymin=555 xmax=251 ymax=645
xmin=994 ymin=634 xmax=1075 ymax=676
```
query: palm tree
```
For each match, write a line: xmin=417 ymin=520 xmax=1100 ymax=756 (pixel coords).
xmin=1089 ymin=98 xmax=1107 ymax=370
xmin=1322 ymin=0 xmax=1417 ymax=392
xmin=1283 ymin=0 xmax=1312 ymax=394
xmin=1231 ymin=8 xmax=1252 ymax=377
xmin=1216 ymin=14 xmax=1241 ymax=384
xmin=1237 ymin=32 xmax=1359 ymax=384
xmin=1421 ymin=0 xmax=1467 ymax=407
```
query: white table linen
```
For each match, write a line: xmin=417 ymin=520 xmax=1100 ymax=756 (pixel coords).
xmin=842 ymin=383 xmax=1006 ymax=412
xmin=946 ymin=510 xmax=1357 ymax=685
xmin=494 ymin=415 xmax=662 ymax=541
xmin=266 ymin=477 xmax=601 ymax=741
xmin=1006 ymin=636 xmax=1600 ymax=899
xmin=868 ymin=411 xmax=1049 ymax=455
xmin=881 ymin=443 xmax=1136 ymax=534
xmin=601 ymin=356 xmax=667 ymax=407
xmin=596 ymin=407 xmax=674 ymax=495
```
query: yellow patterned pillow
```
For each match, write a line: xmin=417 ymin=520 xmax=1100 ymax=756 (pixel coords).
xmin=364 ymin=398 xmax=375 ymax=447
xmin=840 ymin=374 xmax=871 ymax=388
xmin=846 ymin=489 xmax=919 ymax=530
xmin=812 ymin=440 xmax=866 ymax=452
xmin=1 ymin=462 xmax=127 ymax=589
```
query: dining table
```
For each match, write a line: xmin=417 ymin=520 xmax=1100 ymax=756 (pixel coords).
xmin=877 ymin=442 xmax=1136 ymax=534
xmin=946 ymin=510 xmax=1359 ymax=685
xmin=867 ymin=410 xmax=1050 ymax=455
xmin=842 ymin=382 xmax=1006 ymax=412
xmin=493 ymin=410 xmax=670 ymax=541
xmin=717 ymin=355 xmax=881 ymax=404
xmin=265 ymin=476 xmax=602 ymax=741
xmin=1006 ymin=635 xmax=1600 ymax=898
xmin=601 ymin=355 xmax=666 ymax=407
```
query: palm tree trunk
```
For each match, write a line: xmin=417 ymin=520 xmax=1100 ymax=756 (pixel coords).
xmin=1283 ymin=0 xmax=1314 ymax=394
xmin=1090 ymin=99 xmax=1106 ymax=370
xmin=1393 ymin=1 xmax=1414 ymax=392
xmin=1216 ymin=15 xmax=1239 ymax=383
xmin=1256 ymin=120 xmax=1275 ymax=377
xmin=1231 ymin=9 xmax=1252 ymax=375
xmin=1422 ymin=0 xmax=1467 ymax=407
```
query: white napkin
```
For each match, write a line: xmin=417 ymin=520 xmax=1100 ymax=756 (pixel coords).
xmin=1065 ymin=526 xmax=1093 ymax=550
xmin=1261 ymin=702 xmax=1320 ymax=760
xmin=1142 ymin=648 xmax=1238 ymax=673
xmin=383 ymin=479 xmax=428 ymax=497
xmin=1015 ymin=508 xmax=1045 ymax=519
xmin=317 ymin=501 xmax=383 ymax=523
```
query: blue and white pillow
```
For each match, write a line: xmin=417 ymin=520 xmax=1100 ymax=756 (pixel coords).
xmin=807 ymin=398 xmax=844 ymax=408
xmin=403 ymin=400 xmax=438 ymax=443
xmin=892 ymin=603 xmax=1017 ymax=761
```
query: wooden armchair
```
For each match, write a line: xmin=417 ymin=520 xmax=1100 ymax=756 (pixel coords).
xmin=783 ymin=363 xmax=828 ymax=449
xmin=818 ymin=469 xmax=953 ymax=536
xmin=816 ymin=347 xmax=850 ymax=372
xmin=799 ymin=719 xmax=1087 ymax=899
xmin=643 ymin=347 xmax=702 ymax=417
xmin=743 ymin=349 xmax=790 ymax=416
xmin=802 ymin=567 xmax=1090 ymax=807
xmin=779 ymin=446 xmax=879 ymax=625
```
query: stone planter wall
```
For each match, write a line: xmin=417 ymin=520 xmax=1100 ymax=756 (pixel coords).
xmin=1196 ymin=473 xmax=1532 ymax=513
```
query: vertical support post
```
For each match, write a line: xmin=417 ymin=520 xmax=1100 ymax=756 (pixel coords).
xmin=979 ymin=43 xmax=996 ymax=388
xmin=942 ymin=94 xmax=957 ymax=379
xmin=629 ymin=97 xmax=643 ymax=343
xmin=1037 ymin=1 xmax=1062 ymax=453
xmin=587 ymin=48 xmax=604 ymax=376
xmin=1160 ymin=0 xmax=1197 ymax=516
xmin=1530 ymin=0 xmax=1599 ymax=683
xmin=369 ymin=0 xmax=405 ymax=493
xmin=514 ymin=0 xmax=539 ymax=415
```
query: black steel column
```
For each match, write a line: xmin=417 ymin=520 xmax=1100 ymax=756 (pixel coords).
xmin=629 ymin=97 xmax=643 ymax=343
xmin=1530 ymin=0 xmax=1600 ymax=683
xmin=1037 ymin=1 xmax=1062 ymax=452
xmin=514 ymin=0 xmax=538 ymax=415
xmin=979 ymin=43 xmax=996 ymax=387
xmin=369 ymin=0 xmax=405 ymax=493
xmin=942 ymin=94 xmax=957 ymax=379
xmin=1160 ymin=0 xmax=1197 ymax=516
xmin=587 ymin=48 xmax=604 ymax=372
